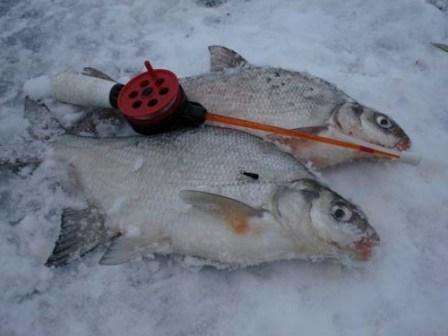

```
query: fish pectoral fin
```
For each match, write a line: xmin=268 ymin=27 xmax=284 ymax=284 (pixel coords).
xmin=46 ymin=206 xmax=108 ymax=267
xmin=208 ymin=45 xmax=250 ymax=72
xmin=264 ymin=133 xmax=305 ymax=150
xmin=293 ymin=125 xmax=328 ymax=134
xmin=99 ymin=234 xmax=169 ymax=265
xmin=180 ymin=190 xmax=264 ymax=235
xmin=264 ymin=125 xmax=329 ymax=151
xmin=81 ymin=67 xmax=116 ymax=82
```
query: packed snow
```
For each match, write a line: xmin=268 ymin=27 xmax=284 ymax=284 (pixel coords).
xmin=1 ymin=0 xmax=448 ymax=335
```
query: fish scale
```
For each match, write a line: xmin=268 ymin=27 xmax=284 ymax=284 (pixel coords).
xmin=52 ymin=126 xmax=310 ymax=230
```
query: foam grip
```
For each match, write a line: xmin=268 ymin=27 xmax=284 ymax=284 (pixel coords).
xmin=52 ymin=72 xmax=116 ymax=108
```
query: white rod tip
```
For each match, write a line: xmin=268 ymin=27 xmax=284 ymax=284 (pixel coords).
xmin=398 ymin=152 xmax=421 ymax=165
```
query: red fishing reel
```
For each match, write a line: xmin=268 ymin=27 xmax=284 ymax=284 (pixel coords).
xmin=111 ymin=61 xmax=206 ymax=135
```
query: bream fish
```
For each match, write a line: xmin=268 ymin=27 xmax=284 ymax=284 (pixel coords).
xmin=17 ymin=100 xmax=379 ymax=267
xmin=72 ymin=45 xmax=411 ymax=168
xmin=46 ymin=130 xmax=379 ymax=267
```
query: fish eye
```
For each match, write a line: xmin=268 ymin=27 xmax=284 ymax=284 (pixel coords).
xmin=375 ymin=115 xmax=393 ymax=129
xmin=331 ymin=204 xmax=352 ymax=222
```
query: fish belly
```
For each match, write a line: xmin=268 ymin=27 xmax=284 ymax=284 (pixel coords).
xmin=168 ymin=210 xmax=299 ymax=266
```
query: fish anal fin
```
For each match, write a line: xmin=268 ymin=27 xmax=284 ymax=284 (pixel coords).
xmin=208 ymin=45 xmax=249 ymax=72
xmin=99 ymin=236 xmax=142 ymax=265
xmin=99 ymin=234 xmax=170 ymax=265
xmin=45 ymin=206 xmax=108 ymax=267
xmin=180 ymin=190 xmax=263 ymax=235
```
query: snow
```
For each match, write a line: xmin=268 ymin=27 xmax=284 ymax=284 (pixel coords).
xmin=1 ymin=0 xmax=448 ymax=335
xmin=22 ymin=75 xmax=51 ymax=100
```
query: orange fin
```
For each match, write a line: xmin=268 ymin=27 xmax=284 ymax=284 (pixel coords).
xmin=180 ymin=190 xmax=263 ymax=235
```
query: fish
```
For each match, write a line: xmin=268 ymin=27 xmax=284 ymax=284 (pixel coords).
xmin=69 ymin=45 xmax=411 ymax=168
xmin=18 ymin=99 xmax=380 ymax=267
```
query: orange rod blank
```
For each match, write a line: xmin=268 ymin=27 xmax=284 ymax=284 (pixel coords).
xmin=205 ymin=112 xmax=400 ymax=160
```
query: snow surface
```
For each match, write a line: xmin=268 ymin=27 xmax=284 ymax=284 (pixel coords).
xmin=1 ymin=0 xmax=448 ymax=335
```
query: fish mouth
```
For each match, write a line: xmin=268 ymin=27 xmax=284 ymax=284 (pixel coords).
xmin=394 ymin=137 xmax=411 ymax=151
xmin=353 ymin=234 xmax=380 ymax=261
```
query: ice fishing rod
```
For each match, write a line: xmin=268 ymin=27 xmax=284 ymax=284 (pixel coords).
xmin=52 ymin=60 xmax=419 ymax=164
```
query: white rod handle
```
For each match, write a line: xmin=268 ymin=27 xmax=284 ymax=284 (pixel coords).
xmin=52 ymin=73 xmax=117 ymax=108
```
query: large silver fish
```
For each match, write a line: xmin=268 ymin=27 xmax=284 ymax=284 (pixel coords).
xmin=183 ymin=46 xmax=411 ymax=168
xmin=72 ymin=45 xmax=411 ymax=168
xmin=40 ymin=126 xmax=378 ymax=267
xmin=6 ymin=96 xmax=377 ymax=267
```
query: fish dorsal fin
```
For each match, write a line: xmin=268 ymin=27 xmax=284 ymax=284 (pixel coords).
xmin=46 ymin=206 xmax=108 ymax=267
xmin=208 ymin=45 xmax=250 ymax=72
xmin=82 ymin=67 xmax=116 ymax=82
xmin=180 ymin=190 xmax=263 ymax=235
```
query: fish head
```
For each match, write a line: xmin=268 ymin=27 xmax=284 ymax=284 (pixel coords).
xmin=332 ymin=102 xmax=411 ymax=151
xmin=273 ymin=179 xmax=380 ymax=261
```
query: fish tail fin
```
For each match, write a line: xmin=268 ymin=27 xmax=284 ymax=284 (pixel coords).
xmin=0 ymin=97 xmax=64 ymax=171
xmin=24 ymin=96 xmax=66 ymax=141
xmin=45 ymin=206 xmax=110 ymax=267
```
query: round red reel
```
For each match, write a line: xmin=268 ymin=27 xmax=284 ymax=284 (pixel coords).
xmin=117 ymin=61 xmax=184 ymax=130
